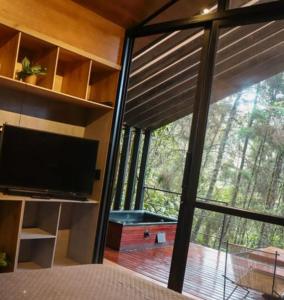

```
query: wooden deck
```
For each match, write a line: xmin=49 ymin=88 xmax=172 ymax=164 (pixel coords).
xmin=105 ymin=244 xmax=268 ymax=300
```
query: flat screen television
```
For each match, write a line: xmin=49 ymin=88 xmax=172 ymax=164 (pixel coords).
xmin=0 ymin=124 xmax=99 ymax=199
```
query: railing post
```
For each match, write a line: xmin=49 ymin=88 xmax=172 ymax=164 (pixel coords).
xmin=135 ymin=129 xmax=152 ymax=210
xmin=113 ymin=125 xmax=132 ymax=210
xmin=223 ymin=241 xmax=229 ymax=300
xmin=124 ymin=127 xmax=141 ymax=210
xmin=219 ymin=213 xmax=227 ymax=250
xmin=272 ymin=251 xmax=278 ymax=296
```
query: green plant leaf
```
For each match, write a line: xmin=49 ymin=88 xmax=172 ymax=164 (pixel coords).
xmin=0 ymin=252 xmax=8 ymax=268
xmin=21 ymin=57 xmax=30 ymax=71
xmin=17 ymin=57 xmax=47 ymax=79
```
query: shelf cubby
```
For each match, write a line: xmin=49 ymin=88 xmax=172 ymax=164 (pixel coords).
xmin=0 ymin=24 xmax=20 ymax=79
xmin=87 ymin=61 xmax=119 ymax=107
xmin=15 ymin=33 xmax=58 ymax=89
xmin=54 ymin=48 xmax=91 ymax=99
xmin=22 ymin=201 xmax=61 ymax=237
xmin=18 ymin=238 xmax=56 ymax=269
xmin=0 ymin=200 xmax=22 ymax=272
xmin=53 ymin=202 xmax=98 ymax=266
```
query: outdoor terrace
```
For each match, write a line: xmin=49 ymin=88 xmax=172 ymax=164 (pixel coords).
xmin=105 ymin=243 xmax=284 ymax=300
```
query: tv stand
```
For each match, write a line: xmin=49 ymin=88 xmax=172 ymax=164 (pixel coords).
xmin=31 ymin=195 xmax=50 ymax=199
xmin=3 ymin=188 xmax=87 ymax=201
xmin=0 ymin=195 xmax=99 ymax=272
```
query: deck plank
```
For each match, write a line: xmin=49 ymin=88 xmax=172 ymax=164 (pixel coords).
xmin=105 ymin=243 xmax=267 ymax=300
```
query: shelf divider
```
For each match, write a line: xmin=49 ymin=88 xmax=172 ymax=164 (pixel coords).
xmin=0 ymin=31 xmax=21 ymax=78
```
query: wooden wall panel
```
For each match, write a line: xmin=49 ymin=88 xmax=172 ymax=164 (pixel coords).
xmin=0 ymin=0 xmax=124 ymax=65
xmin=84 ymin=111 xmax=113 ymax=201
xmin=0 ymin=88 xmax=86 ymax=137
xmin=0 ymin=201 xmax=22 ymax=272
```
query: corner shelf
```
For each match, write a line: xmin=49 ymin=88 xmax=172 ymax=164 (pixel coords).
xmin=21 ymin=228 xmax=56 ymax=240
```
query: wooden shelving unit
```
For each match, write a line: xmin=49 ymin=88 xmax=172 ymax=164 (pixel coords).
xmin=0 ymin=198 xmax=100 ymax=271
xmin=0 ymin=22 xmax=120 ymax=111
xmin=0 ymin=7 xmax=121 ymax=273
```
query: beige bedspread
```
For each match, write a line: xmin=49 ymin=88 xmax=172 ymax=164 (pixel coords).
xmin=0 ymin=264 xmax=191 ymax=300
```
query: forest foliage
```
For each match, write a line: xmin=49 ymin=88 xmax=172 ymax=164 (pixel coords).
xmin=143 ymin=72 xmax=284 ymax=250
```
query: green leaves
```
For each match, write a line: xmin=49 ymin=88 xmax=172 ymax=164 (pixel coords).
xmin=22 ymin=56 xmax=30 ymax=72
xmin=0 ymin=252 xmax=8 ymax=268
xmin=17 ymin=56 xmax=47 ymax=80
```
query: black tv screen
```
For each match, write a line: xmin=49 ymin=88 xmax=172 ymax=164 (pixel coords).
xmin=0 ymin=124 xmax=99 ymax=197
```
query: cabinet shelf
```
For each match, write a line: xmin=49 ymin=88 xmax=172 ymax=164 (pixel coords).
xmin=21 ymin=228 xmax=56 ymax=240
xmin=0 ymin=75 xmax=114 ymax=111
xmin=18 ymin=262 xmax=42 ymax=270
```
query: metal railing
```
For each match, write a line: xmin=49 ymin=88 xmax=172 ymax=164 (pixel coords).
xmin=143 ymin=185 xmax=228 ymax=250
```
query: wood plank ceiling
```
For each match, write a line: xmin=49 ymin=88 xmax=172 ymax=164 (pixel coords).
xmin=75 ymin=0 xmax=284 ymax=130
xmin=73 ymin=0 xmax=171 ymax=28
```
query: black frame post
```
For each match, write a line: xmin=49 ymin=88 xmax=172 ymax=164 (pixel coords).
xmin=124 ymin=128 xmax=142 ymax=210
xmin=134 ymin=129 xmax=152 ymax=210
xmin=92 ymin=35 xmax=134 ymax=263
xmin=218 ymin=0 xmax=229 ymax=12
xmin=113 ymin=125 xmax=132 ymax=210
xmin=168 ymin=21 xmax=220 ymax=292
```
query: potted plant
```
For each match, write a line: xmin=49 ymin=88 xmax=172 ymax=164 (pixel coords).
xmin=17 ymin=57 xmax=47 ymax=85
xmin=0 ymin=251 xmax=9 ymax=272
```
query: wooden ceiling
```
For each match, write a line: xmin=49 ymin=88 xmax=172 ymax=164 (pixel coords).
xmin=75 ymin=0 xmax=218 ymax=29
xmin=73 ymin=0 xmax=170 ymax=28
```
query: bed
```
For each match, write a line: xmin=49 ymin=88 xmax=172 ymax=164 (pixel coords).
xmin=0 ymin=264 xmax=191 ymax=300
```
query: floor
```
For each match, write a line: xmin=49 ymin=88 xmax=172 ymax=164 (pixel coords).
xmin=105 ymin=244 xmax=266 ymax=300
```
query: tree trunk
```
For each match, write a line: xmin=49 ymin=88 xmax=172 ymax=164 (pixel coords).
xmin=192 ymin=94 xmax=241 ymax=242
xmin=202 ymin=111 xmax=226 ymax=170
xmin=231 ymin=89 xmax=259 ymax=207
xmin=229 ymin=91 xmax=259 ymax=243
xmin=237 ymin=115 xmax=272 ymax=245
xmin=258 ymin=151 xmax=284 ymax=247
xmin=206 ymin=94 xmax=241 ymax=200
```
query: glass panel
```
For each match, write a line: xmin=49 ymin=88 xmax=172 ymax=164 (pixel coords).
xmin=184 ymin=19 xmax=284 ymax=299
xmin=107 ymin=27 xmax=204 ymax=286
xmin=144 ymin=116 xmax=192 ymax=218
xmin=197 ymin=20 xmax=284 ymax=216
xmin=183 ymin=209 xmax=284 ymax=299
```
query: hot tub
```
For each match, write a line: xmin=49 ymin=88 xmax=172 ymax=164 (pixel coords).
xmin=106 ymin=210 xmax=177 ymax=251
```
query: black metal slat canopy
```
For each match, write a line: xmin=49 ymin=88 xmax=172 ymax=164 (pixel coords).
xmin=125 ymin=2 xmax=284 ymax=130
